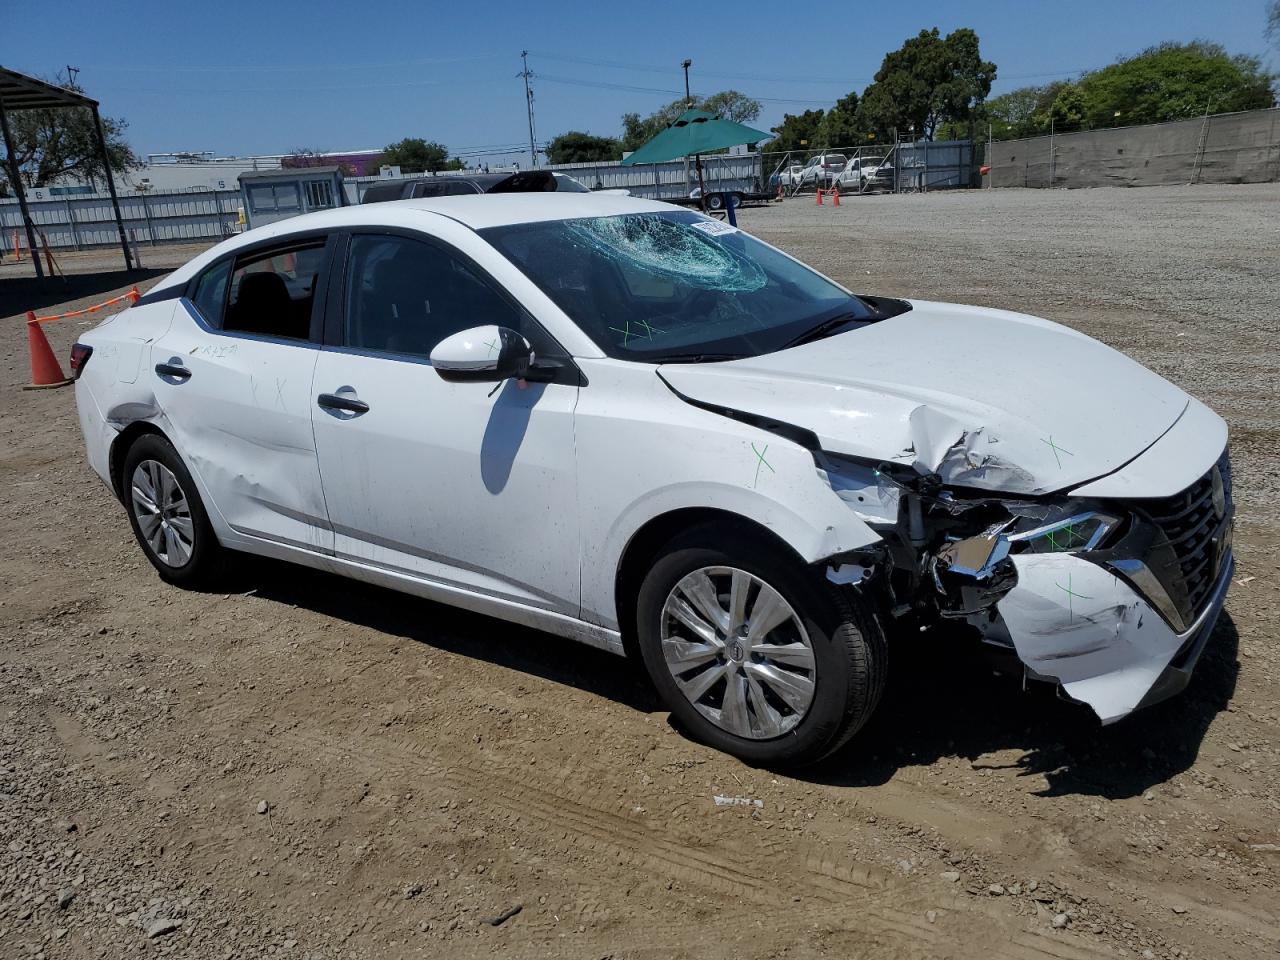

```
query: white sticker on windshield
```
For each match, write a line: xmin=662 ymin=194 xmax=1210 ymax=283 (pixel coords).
xmin=690 ymin=219 xmax=739 ymax=237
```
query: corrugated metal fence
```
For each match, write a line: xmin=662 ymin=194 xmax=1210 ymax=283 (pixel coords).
xmin=1 ymin=188 xmax=239 ymax=255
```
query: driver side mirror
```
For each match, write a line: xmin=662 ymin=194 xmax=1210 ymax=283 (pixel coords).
xmin=430 ymin=326 xmax=533 ymax=383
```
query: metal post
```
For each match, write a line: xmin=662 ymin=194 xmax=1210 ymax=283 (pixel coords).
xmin=65 ymin=197 xmax=81 ymax=250
xmin=987 ymin=123 xmax=993 ymax=190
xmin=694 ymin=153 xmax=708 ymax=213
xmin=139 ymin=190 xmax=157 ymax=245
xmin=91 ymin=104 xmax=134 ymax=271
xmin=0 ymin=92 xmax=44 ymax=279
xmin=1049 ymin=117 xmax=1055 ymax=189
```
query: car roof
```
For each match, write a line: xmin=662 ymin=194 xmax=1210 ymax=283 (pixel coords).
xmin=158 ymin=193 xmax=689 ymax=290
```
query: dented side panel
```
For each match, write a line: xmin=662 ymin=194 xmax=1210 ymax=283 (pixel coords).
xmin=149 ymin=303 xmax=333 ymax=554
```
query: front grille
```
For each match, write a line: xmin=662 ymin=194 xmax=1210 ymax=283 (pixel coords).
xmin=1135 ymin=449 xmax=1232 ymax=620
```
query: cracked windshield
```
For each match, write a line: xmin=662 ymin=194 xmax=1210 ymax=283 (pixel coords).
xmin=482 ymin=211 xmax=874 ymax=361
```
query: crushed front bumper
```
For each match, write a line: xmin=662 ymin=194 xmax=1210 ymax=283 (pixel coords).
xmin=994 ymin=549 xmax=1233 ymax=723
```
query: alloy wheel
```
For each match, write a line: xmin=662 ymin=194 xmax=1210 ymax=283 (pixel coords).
xmin=660 ymin=566 xmax=816 ymax=739
xmin=130 ymin=459 xmax=195 ymax=567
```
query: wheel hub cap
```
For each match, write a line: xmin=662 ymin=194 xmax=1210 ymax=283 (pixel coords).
xmin=660 ymin=566 xmax=816 ymax=740
xmin=130 ymin=459 xmax=194 ymax=568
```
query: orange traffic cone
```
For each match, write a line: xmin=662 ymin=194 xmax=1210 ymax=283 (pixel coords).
xmin=816 ymin=189 xmax=824 ymax=205
xmin=832 ymin=185 xmax=841 ymax=206
xmin=24 ymin=313 xmax=73 ymax=390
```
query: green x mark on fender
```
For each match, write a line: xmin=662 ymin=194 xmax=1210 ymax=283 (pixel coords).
xmin=1054 ymin=572 xmax=1092 ymax=622
xmin=751 ymin=442 xmax=775 ymax=489
xmin=1041 ymin=435 xmax=1074 ymax=470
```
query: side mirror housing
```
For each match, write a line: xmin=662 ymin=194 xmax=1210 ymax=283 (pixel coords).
xmin=430 ymin=326 xmax=533 ymax=383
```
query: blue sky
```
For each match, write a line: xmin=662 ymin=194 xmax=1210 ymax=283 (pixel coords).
xmin=5 ymin=0 xmax=1275 ymax=163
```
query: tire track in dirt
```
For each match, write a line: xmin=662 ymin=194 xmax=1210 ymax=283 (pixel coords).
xmin=219 ymin=716 xmax=1116 ymax=960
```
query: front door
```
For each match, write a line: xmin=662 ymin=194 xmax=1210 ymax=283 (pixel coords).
xmin=310 ymin=229 xmax=581 ymax=615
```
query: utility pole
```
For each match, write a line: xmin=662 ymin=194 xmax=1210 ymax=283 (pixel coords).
xmin=65 ymin=65 xmax=80 ymax=86
xmin=519 ymin=51 xmax=537 ymax=168
xmin=682 ymin=59 xmax=693 ymax=108
xmin=680 ymin=58 xmax=707 ymax=211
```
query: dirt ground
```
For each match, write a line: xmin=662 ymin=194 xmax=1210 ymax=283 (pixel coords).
xmin=1 ymin=185 xmax=1277 ymax=960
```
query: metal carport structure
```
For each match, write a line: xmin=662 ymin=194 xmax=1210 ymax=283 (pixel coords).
xmin=0 ymin=67 xmax=134 ymax=279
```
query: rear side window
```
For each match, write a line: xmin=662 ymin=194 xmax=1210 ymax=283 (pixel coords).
xmin=343 ymin=234 xmax=524 ymax=359
xmin=223 ymin=241 xmax=327 ymax=340
xmin=190 ymin=259 xmax=231 ymax=324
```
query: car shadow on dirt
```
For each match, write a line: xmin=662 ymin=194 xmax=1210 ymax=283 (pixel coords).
xmin=243 ymin=557 xmax=662 ymax=715
xmin=243 ymin=555 xmax=1238 ymax=800
xmin=0 ymin=269 xmax=170 ymax=319
xmin=807 ymin=614 xmax=1240 ymax=800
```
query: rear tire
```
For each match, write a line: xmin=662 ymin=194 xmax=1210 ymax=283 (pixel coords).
xmin=636 ymin=526 xmax=887 ymax=766
xmin=707 ymin=193 xmax=725 ymax=211
xmin=122 ymin=434 xmax=227 ymax=589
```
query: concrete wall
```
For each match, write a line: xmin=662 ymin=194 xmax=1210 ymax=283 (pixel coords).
xmin=989 ymin=107 xmax=1280 ymax=189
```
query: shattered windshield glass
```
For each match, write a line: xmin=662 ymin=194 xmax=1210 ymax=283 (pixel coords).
xmin=480 ymin=211 xmax=875 ymax=361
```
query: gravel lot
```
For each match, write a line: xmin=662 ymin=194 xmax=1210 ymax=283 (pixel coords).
xmin=1 ymin=185 xmax=1277 ymax=959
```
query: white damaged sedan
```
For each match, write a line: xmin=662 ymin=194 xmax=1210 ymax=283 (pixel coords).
xmin=72 ymin=194 xmax=1233 ymax=765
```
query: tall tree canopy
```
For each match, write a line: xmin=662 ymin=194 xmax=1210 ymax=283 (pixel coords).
xmin=988 ymin=42 xmax=1275 ymax=140
xmin=1073 ymin=42 xmax=1273 ymax=128
xmin=817 ymin=91 xmax=863 ymax=147
xmin=0 ymin=75 xmax=138 ymax=195
xmin=621 ymin=90 xmax=762 ymax=153
xmin=376 ymin=138 xmax=461 ymax=173
xmin=856 ymin=27 xmax=996 ymax=140
xmin=545 ymin=131 xmax=621 ymax=164
xmin=767 ymin=109 xmax=826 ymax=153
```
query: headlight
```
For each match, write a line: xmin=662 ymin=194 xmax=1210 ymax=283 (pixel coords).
xmin=1004 ymin=511 xmax=1119 ymax=554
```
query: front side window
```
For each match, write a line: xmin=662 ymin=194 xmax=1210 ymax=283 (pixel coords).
xmin=223 ymin=241 xmax=326 ymax=339
xmin=482 ymin=212 xmax=886 ymax=361
xmin=343 ymin=234 xmax=526 ymax=359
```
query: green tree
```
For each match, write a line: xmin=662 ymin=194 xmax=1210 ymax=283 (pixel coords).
xmin=376 ymin=138 xmax=459 ymax=174
xmin=982 ymin=81 xmax=1072 ymax=140
xmin=1075 ymin=42 xmax=1274 ymax=128
xmin=0 ymin=73 xmax=138 ymax=195
xmin=699 ymin=90 xmax=763 ymax=125
xmin=620 ymin=90 xmax=762 ymax=153
xmin=545 ymin=131 xmax=622 ymax=164
xmin=766 ymin=109 xmax=826 ymax=153
xmin=817 ymin=91 xmax=862 ymax=147
xmin=1047 ymin=84 xmax=1087 ymax=132
xmin=856 ymin=27 xmax=996 ymax=140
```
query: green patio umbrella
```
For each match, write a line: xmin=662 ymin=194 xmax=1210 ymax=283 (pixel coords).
xmin=620 ymin=109 xmax=772 ymax=166
xmin=621 ymin=109 xmax=772 ymax=212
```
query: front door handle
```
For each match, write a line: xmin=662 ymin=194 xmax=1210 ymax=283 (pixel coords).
xmin=317 ymin=392 xmax=370 ymax=416
xmin=155 ymin=360 xmax=191 ymax=382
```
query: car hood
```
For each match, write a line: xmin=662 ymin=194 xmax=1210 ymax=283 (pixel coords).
xmin=659 ymin=300 xmax=1189 ymax=495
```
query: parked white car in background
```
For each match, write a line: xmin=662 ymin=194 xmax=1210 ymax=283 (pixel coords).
xmin=834 ymin=155 xmax=888 ymax=192
xmin=772 ymin=164 xmax=805 ymax=189
xmin=72 ymin=194 xmax=1233 ymax=765
xmin=797 ymin=154 xmax=847 ymax=189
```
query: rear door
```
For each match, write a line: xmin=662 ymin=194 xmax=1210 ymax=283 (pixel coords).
xmin=150 ymin=235 xmax=336 ymax=553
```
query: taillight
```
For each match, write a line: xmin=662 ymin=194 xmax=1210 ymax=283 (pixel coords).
xmin=69 ymin=343 xmax=93 ymax=379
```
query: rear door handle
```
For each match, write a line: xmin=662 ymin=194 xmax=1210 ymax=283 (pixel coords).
xmin=155 ymin=361 xmax=191 ymax=382
xmin=317 ymin=392 xmax=370 ymax=416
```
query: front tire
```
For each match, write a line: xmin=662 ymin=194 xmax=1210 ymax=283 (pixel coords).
xmin=122 ymin=434 xmax=226 ymax=588
xmin=636 ymin=528 xmax=887 ymax=766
